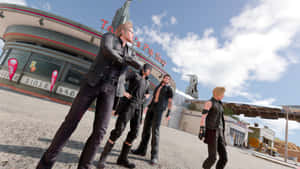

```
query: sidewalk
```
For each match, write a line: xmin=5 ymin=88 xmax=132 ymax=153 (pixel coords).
xmin=252 ymin=151 xmax=299 ymax=169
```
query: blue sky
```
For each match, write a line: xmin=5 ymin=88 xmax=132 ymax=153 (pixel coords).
xmin=2 ymin=0 xmax=300 ymax=145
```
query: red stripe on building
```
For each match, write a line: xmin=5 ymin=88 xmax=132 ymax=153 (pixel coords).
xmin=4 ymin=32 xmax=97 ymax=57
xmin=0 ymin=6 xmax=167 ymax=74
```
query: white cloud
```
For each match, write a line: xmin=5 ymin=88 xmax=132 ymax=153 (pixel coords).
xmin=170 ymin=16 xmax=177 ymax=25
xmin=250 ymin=98 xmax=276 ymax=107
xmin=152 ymin=12 xmax=166 ymax=27
xmin=31 ymin=0 xmax=52 ymax=11
xmin=136 ymin=0 xmax=300 ymax=101
xmin=172 ymin=67 xmax=181 ymax=73
xmin=0 ymin=0 xmax=27 ymax=6
xmin=151 ymin=12 xmax=178 ymax=27
xmin=43 ymin=2 xmax=51 ymax=11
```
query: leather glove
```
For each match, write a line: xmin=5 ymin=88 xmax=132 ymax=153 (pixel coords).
xmin=166 ymin=109 xmax=171 ymax=118
xmin=198 ymin=126 xmax=205 ymax=140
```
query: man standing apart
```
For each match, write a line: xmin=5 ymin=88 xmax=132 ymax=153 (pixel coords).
xmin=199 ymin=87 xmax=228 ymax=169
xmin=132 ymin=74 xmax=173 ymax=165
xmin=97 ymin=63 xmax=152 ymax=169
xmin=36 ymin=22 xmax=141 ymax=169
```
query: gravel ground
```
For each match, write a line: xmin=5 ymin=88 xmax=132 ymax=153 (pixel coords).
xmin=0 ymin=89 xmax=291 ymax=169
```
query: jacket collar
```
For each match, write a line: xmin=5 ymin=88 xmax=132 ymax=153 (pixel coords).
xmin=211 ymin=97 xmax=222 ymax=104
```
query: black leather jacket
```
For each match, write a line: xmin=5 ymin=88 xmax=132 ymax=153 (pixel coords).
xmin=86 ymin=32 xmax=141 ymax=87
xmin=204 ymin=97 xmax=225 ymax=130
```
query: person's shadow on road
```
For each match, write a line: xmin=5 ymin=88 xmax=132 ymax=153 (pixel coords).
xmin=39 ymin=137 xmax=149 ymax=162
xmin=0 ymin=137 xmax=149 ymax=167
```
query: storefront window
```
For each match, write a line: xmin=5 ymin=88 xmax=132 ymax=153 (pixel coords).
xmin=64 ymin=64 xmax=88 ymax=86
xmin=3 ymin=49 xmax=31 ymax=70
xmin=0 ymin=49 xmax=9 ymax=65
xmin=24 ymin=53 xmax=63 ymax=79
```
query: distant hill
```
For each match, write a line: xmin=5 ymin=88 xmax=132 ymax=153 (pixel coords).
xmin=274 ymin=138 xmax=300 ymax=162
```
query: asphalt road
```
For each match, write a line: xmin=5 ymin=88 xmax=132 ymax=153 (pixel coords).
xmin=0 ymin=89 xmax=290 ymax=169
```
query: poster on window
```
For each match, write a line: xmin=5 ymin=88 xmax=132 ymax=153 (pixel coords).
xmin=29 ymin=61 xmax=37 ymax=72
xmin=50 ymin=70 xmax=58 ymax=92
xmin=8 ymin=58 xmax=18 ymax=81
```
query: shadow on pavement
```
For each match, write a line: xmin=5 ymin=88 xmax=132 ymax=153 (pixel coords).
xmin=39 ymin=137 xmax=149 ymax=163
xmin=0 ymin=144 xmax=79 ymax=164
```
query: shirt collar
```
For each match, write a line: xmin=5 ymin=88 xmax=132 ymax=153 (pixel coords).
xmin=211 ymin=97 xmax=222 ymax=104
xmin=118 ymin=37 xmax=127 ymax=48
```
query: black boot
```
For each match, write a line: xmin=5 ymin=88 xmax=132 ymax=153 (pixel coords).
xmin=97 ymin=141 xmax=114 ymax=169
xmin=117 ymin=143 xmax=135 ymax=169
xmin=36 ymin=154 xmax=54 ymax=169
xmin=131 ymin=147 xmax=146 ymax=156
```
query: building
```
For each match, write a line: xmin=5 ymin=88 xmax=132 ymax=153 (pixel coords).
xmin=0 ymin=3 xmax=175 ymax=103
xmin=162 ymin=89 xmax=194 ymax=128
xmin=224 ymin=116 xmax=251 ymax=147
xmin=248 ymin=125 xmax=275 ymax=149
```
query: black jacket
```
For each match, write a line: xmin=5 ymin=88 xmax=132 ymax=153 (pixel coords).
xmin=204 ymin=97 xmax=225 ymax=130
xmin=149 ymin=84 xmax=173 ymax=112
xmin=85 ymin=32 xmax=141 ymax=87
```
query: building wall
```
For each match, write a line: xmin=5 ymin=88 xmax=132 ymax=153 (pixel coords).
xmin=248 ymin=127 xmax=275 ymax=149
xmin=165 ymin=90 xmax=193 ymax=130
xmin=0 ymin=42 xmax=90 ymax=100
xmin=226 ymin=122 xmax=248 ymax=146
xmin=0 ymin=25 xmax=167 ymax=102
xmin=260 ymin=127 xmax=275 ymax=147
xmin=5 ymin=25 xmax=99 ymax=58
xmin=179 ymin=109 xmax=202 ymax=135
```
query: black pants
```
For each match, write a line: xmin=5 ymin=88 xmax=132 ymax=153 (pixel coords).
xmin=109 ymin=104 xmax=141 ymax=144
xmin=136 ymin=104 xmax=164 ymax=159
xmin=202 ymin=129 xmax=228 ymax=169
xmin=36 ymin=81 xmax=115 ymax=169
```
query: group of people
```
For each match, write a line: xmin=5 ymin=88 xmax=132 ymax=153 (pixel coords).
xmin=35 ymin=21 xmax=228 ymax=169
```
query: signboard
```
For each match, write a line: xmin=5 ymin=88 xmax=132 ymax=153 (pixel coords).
xmin=20 ymin=75 xmax=51 ymax=91
xmin=0 ymin=69 xmax=20 ymax=82
xmin=56 ymin=86 xmax=78 ymax=98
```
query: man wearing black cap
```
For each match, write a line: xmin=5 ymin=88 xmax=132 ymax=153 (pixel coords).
xmin=132 ymin=74 xmax=173 ymax=165
xmin=97 ymin=63 xmax=152 ymax=169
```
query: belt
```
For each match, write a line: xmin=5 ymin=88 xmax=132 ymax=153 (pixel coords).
xmin=102 ymin=77 xmax=118 ymax=86
xmin=130 ymin=98 xmax=144 ymax=105
xmin=101 ymin=73 xmax=119 ymax=86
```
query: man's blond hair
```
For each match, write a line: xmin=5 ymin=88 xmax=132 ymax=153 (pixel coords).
xmin=115 ymin=21 xmax=133 ymax=37
xmin=213 ymin=87 xmax=226 ymax=97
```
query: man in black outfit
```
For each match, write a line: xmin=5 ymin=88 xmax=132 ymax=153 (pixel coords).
xmin=199 ymin=87 xmax=228 ymax=169
xmin=36 ymin=22 xmax=141 ymax=169
xmin=131 ymin=74 xmax=173 ymax=165
xmin=97 ymin=63 xmax=152 ymax=169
